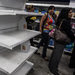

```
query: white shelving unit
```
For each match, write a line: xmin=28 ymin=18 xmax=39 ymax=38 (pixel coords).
xmin=0 ymin=0 xmax=40 ymax=75
xmin=0 ymin=29 xmax=40 ymax=49
xmin=11 ymin=61 xmax=34 ymax=75
xmin=14 ymin=10 xmax=44 ymax=16
xmin=0 ymin=46 xmax=37 ymax=75
xmin=0 ymin=10 xmax=43 ymax=16
xmin=26 ymin=1 xmax=75 ymax=19
xmin=0 ymin=61 xmax=34 ymax=75
xmin=0 ymin=10 xmax=15 ymax=15
xmin=26 ymin=1 xmax=75 ymax=8
xmin=0 ymin=13 xmax=16 ymax=15
xmin=64 ymin=49 xmax=72 ymax=54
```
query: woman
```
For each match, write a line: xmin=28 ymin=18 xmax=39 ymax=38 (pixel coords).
xmin=48 ymin=8 xmax=75 ymax=75
xmin=37 ymin=6 xmax=57 ymax=60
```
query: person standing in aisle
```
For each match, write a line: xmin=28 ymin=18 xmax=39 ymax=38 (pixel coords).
xmin=69 ymin=42 xmax=75 ymax=75
xmin=48 ymin=8 xmax=75 ymax=75
xmin=26 ymin=5 xmax=36 ymax=46
xmin=36 ymin=6 xmax=57 ymax=60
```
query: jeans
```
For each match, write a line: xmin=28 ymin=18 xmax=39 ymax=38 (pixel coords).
xmin=37 ymin=32 xmax=50 ymax=58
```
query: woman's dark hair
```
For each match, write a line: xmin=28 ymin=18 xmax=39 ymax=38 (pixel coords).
xmin=56 ymin=8 xmax=72 ymax=26
xmin=48 ymin=6 xmax=55 ymax=12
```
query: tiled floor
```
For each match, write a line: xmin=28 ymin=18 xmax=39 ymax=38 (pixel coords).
xmin=28 ymin=47 xmax=74 ymax=75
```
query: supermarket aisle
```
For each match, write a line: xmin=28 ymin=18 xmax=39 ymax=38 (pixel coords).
xmin=28 ymin=47 xmax=74 ymax=75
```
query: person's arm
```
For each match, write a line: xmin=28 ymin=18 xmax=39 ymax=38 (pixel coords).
xmin=40 ymin=14 xmax=47 ymax=32
xmin=61 ymin=20 xmax=75 ymax=42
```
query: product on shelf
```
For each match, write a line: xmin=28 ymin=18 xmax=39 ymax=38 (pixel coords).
xmin=65 ymin=42 xmax=74 ymax=52
xmin=30 ymin=16 xmax=37 ymax=20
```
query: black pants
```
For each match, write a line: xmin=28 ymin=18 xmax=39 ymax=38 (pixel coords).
xmin=37 ymin=32 xmax=50 ymax=58
xmin=48 ymin=41 xmax=65 ymax=75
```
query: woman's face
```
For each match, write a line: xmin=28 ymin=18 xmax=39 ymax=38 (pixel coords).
xmin=49 ymin=8 xmax=55 ymax=15
xmin=68 ymin=9 xmax=72 ymax=18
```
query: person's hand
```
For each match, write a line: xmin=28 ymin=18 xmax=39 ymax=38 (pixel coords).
xmin=40 ymin=28 xmax=42 ymax=33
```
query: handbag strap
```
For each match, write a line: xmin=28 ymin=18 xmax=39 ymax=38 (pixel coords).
xmin=59 ymin=19 xmax=64 ymax=29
